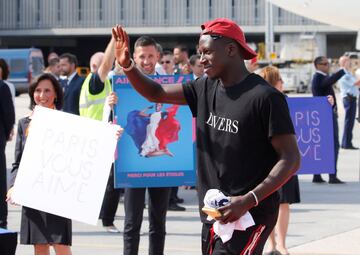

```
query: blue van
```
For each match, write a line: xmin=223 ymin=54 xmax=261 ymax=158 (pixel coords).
xmin=0 ymin=48 xmax=44 ymax=95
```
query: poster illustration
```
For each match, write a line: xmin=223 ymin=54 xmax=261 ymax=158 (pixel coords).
xmin=113 ymin=75 xmax=196 ymax=187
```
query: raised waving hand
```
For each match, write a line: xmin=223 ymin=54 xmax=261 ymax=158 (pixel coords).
xmin=112 ymin=25 xmax=131 ymax=68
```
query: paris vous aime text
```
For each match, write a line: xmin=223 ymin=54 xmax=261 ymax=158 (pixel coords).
xmin=32 ymin=128 xmax=98 ymax=202
xmin=294 ymin=110 xmax=322 ymax=160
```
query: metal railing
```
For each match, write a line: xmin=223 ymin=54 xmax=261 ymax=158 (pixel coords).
xmin=0 ymin=0 xmax=321 ymax=30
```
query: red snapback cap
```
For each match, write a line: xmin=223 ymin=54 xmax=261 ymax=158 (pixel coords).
xmin=201 ymin=18 xmax=257 ymax=60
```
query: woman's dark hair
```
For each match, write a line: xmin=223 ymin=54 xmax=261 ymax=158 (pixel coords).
xmin=0 ymin=58 xmax=10 ymax=80
xmin=29 ymin=73 xmax=63 ymax=110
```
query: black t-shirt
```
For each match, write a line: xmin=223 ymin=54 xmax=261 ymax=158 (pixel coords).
xmin=182 ymin=73 xmax=295 ymax=223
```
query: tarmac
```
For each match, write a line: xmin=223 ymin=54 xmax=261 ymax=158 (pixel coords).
xmin=5 ymin=93 xmax=360 ymax=255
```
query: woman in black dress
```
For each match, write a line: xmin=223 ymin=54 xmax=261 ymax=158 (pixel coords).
xmin=7 ymin=73 xmax=72 ymax=255
xmin=260 ymin=66 xmax=301 ymax=255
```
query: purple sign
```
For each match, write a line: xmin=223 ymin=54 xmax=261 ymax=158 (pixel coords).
xmin=287 ymin=97 xmax=335 ymax=174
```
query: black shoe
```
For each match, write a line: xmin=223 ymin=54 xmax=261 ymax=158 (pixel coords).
xmin=175 ymin=197 xmax=184 ymax=204
xmin=341 ymin=145 xmax=358 ymax=150
xmin=168 ymin=203 xmax=186 ymax=211
xmin=312 ymin=176 xmax=326 ymax=183
xmin=329 ymin=177 xmax=345 ymax=184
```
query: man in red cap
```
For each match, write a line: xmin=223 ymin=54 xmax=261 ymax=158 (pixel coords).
xmin=112 ymin=18 xmax=300 ymax=255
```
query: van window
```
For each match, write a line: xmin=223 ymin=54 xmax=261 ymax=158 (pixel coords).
xmin=32 ymin=57 xmax=44 ymax=76
xmin=10 ymin=59 xmax=27 ymax=73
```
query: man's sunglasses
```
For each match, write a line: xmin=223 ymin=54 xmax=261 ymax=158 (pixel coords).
xmin=318 ymin=62 xmax=329 ymax=66
xmin=210 ymin=35 xmax=223 ymax=40
xmin=161 ymin=60 xmax=171 ymax=64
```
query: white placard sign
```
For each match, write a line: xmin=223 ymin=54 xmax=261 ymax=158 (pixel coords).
xmin=12 ymin=106 xmax=119 ymax=225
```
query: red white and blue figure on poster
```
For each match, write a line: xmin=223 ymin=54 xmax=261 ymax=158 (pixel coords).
xmin=113 ymin=74 xmax=195 ymax=188
xmin=126 ymin=103 xmax=180 ymax=158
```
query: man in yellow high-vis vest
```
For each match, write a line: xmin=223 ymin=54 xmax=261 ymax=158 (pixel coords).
xmin=79 ymin=37 xmax=114 ymax=121
xmin=79 ymin=35 xmax=123 ymax=233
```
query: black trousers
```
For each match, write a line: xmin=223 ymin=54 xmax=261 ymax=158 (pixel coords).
xmin=341 ymin=96 xmax=357 ymax=148
xmin=169 ymin=187 xmax=178 ymax=204
xmin=314 ymin=111 xmax=339 ymax=180
xmin=0 ymin=140 xmax=7 ymax=227
xmin=201 ymin=211 xmax=278 ymax=255
xmin=358 ymin=91 xmax=360 ymax=120
xmin=99 ymin=165 xmax=121 ymax=226
xmin=123 ymin=187 xmax=171 ymax=255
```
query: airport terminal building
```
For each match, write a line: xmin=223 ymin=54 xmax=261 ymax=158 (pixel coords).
xmin=0 ymin=0 xmax=357 ymax=65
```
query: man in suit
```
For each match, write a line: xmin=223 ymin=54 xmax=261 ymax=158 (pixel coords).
xmin=311 ymin=56 xmax=345 ymax=184
xmin=59 ymin=53 xmax=85 ymax=115
xmin=0 ymin=80 xmax=15 ymax=228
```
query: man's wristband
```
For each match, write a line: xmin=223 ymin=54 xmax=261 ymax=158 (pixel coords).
xmin=249 ymin=190 xmax=259 ymax=207
xmin=116 ymin=59 xmax=135 ymax=72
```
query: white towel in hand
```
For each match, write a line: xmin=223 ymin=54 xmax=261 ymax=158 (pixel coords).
xmin=203 ymin=189 xmax=255 ymax=243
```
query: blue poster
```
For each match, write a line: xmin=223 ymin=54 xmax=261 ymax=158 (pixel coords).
xmin=287 ymin=97 xmax=335 ymax=174
xmin=113 ymin=74 xmax=195 ymax=188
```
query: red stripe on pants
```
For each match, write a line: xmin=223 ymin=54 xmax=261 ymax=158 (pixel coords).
xmin=239 ymin=225 xmax=265 ymax=255
xmin=209 ymin=226 xmax=215 ymax=255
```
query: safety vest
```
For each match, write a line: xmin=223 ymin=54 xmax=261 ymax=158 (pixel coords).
xmin=79 ymin=73 xmax=111 ymax=120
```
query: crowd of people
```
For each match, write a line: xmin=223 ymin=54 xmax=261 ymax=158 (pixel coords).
xmin=0 ymin=17 xmax=359 ymax=255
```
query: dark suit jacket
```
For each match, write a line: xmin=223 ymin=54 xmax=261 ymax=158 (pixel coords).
xmin=0 ymin=81 xmax=15 ymax=147
xmin=311 ymin=69 xmax=345 ymax=108
xmin=62 ymin=73 xmax=85 ymax=115
xmin=10 ymin=117 xmax=30 ymax=187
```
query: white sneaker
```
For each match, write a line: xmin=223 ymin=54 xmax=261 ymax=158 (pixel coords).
xmin=104 ymin=225 xmax=120 ymax=233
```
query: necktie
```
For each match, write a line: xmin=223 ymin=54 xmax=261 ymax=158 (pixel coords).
xmin=61 ymin=78 xmax=69 ymax=92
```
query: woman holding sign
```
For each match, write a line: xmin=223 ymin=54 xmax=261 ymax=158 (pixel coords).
xmin=7 ymin=73 xmax=72 ymax=255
